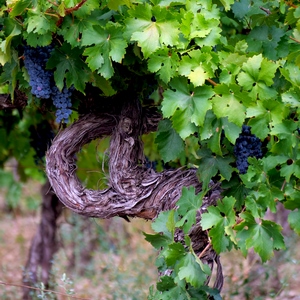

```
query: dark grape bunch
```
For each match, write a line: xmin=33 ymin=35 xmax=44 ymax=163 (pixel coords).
xmin=52 ymin=86 xmax=73 ymax=123
xmin=24 ymin=45 xmax=73 ymax=123
xmin=234 ymin=125 xmax=263 ymax=174
xmin=23 ymin=46 xmax=53 ymax=99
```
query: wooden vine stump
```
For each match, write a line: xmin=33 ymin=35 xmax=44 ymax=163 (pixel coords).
xmin=46 ymin=99 xmax=223 ymax=291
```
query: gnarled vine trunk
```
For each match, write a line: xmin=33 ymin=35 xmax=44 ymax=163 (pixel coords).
xmin=46 ymin=98 xmax=223 ymax=290
xmin=22 ymin=180 xmax=63 ymax=299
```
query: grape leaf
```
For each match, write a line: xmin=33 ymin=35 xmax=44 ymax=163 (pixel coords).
xmin=9 ymin=0 xmax=32 ymax=17
xmin=151 ymin=210 xmax=177 ymax=239
xmin=288 ymin=209 xmax=300 ymax=235
xmin=235 ymin=212 xmax=285 ymax=262
xmin=181 ymin=8 xmax=221 ymax=47
xmin=82 ymin=23 xmax=127 ymax=79
xmin=59 ymin=15 xmax=98 ymax=48
xmin=163 ymin=242 xmax=186 ymax=266
xmin=282 ymin=87 xmax=300 ymax=107
xmin=156 ymin=275 xmax=176 ymax=292
xmin=0 ymin=26 xmax=21 ymax=64
xmin=176 ymin=186 xmax=203 ymax=233
xmin=280 ymin=161 xmax=300 ymax=182
xmin=201 ymin=197 xmax=236 ymax=253
xmin=177 ymin=252 xmax=209 ymax=288
xmin=26 ymin=9 xmax=57 ymax=35
xmin=219 ymin=0 xmax=234 ymax=11
xmin=212 ymin=84 xmax=247 ymax=127
xmin=47 ymin=43 xmax=90 ymax=93
xmin=148 ymin=48 xmax=179 ymax=83
xmin=143 ymin=232 xmax=172 ymax=249
xmin=247 ymin=25 xmax=286 ymax=60
xmin=107 ymin=0 xmax=132 ymax=10
xmin=280 ymin=63 xmax=300 ymax=86
xmin=155 ymin=119 xmax=184 ymax=162
xmin=24 ymin=32 xmax=53 ymax=47
xmin=178 ymin=50 xmax=216 ymax=87
xmin=197 ymin=149 xmax=234 ymax=190
xmin=124 ymin=4 xmax=180 ymax=58
xmin=232 ymin=0 xmax=251 ymax=19
xmin=162 ymin=77 xmax=214 ymax=138
xmin=237 ymin=54 xmax=279 ymax=99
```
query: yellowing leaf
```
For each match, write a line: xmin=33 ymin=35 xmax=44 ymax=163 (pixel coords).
xmin=188 ymin=66 xmax=208 ymax=87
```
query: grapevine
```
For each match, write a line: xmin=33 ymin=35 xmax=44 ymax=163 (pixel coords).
xmin=0 ymin=0 xmax=300 ymax=298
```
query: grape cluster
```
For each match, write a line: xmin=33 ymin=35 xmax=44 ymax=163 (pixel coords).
xmin=23 ymin=46 xmax=53 ymax=99
xmin=234 ymin=125 xmax=262 ymax=174
xmin=24 ymin=45 xmax=73 ymax=123
xmin=144 ymin=157 xmax=157 ymax=171
xmin=52 ymin=86 xmax=73 ymax=123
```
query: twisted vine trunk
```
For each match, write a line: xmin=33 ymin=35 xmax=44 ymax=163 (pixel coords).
xmin=22 ymin=180 xmax=63 ymax=299
xmin=46 ymin=98 xmax=223 ymax=290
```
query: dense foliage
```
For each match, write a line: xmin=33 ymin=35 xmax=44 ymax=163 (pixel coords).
xmin=0 ymin=0 xmax=300 ymax=298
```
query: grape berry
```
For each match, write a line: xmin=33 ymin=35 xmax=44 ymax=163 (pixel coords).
xmin=234 ymin=125 xmax=262 ymax=174
xmin=24 ymin=45 xmax=73 ymax=123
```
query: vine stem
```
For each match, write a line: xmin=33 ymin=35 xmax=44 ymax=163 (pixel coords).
xmin=0 ymin=281 xmax=90 ymax=300
xmin=198 ymin=242 xmax=212 ymax=259
xmin=289 ymin=36 xmax=300 ymax=44
xmin=206 ymin=78 xmax=218 ymax=86
xmin=281 ymin=179 xmax=286 ymax=191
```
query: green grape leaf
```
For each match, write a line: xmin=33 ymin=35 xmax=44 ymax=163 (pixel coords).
xmin=125 ymin=4 xmax=179 ymax=58
xmin=219 ymin=0 xmax=234 ymax=11
xmin=156 ymin=275 xmax=176 ymax=292
xmin=155 ymin=119 xmax=185 ymax=162
xmin=163 ymin=242 xmax=186 ymax=266
xmin=107 ymin=0 xmax=132 ymax=10
xmin=197 ymin=149 xmax=234 ymax=190
xmin=178 ymin=252 xmax=209 ymax=288
xmin=26 ymin=9 xmax=57 ymax=35
xmin=82 ymin=23 xmax=127 ymax=79
xmin=162 ymin=77 xmax=214 ymax=139
xmin=0 ymin=26 xmax=21 ymax=64
xmin=47 ymin=43 xmax=90 ymax=93
xmin=143 ymin=232 xmax=172 ymax=250
xmin=247 ymin=25 xmax=286 ymax=60
xmin=235 ymin=212 xmax=285 ymax=262
xmin=280 ymin=161 xmax=300 ymax=182
xmin=280 ymin=63 xmax=300 ymax=86
xmin=181 ymin=9 xmax=221 ymax=47
xmin=201 ymin=197 xmax=236 ymax=253
xmin=288 ymin=209 xmax=300 ymax=235
xmin=148 ymin=48 xmax=179 ymax=83
xmin=59 ymin=15 xmax=98 ymax=48
xmin=232 ymin=0 xmax=251 ymax=19
xmin=9 ymin=0 xmax=32 ymax=17
xmin=178 ymin=50 xmax=216 ymax=87
xmin=237 ymin=54 xmax=279 ymax=99
xmin=212 ymin=84 xmax=247 ymax=127
xmin=282 ymin=87 xmax=300 ymax=107
xmin=151 ymin=210 xmax=177 ymax=239
xmin=24 ymin=32 xmax=53 ymax=47
xmin=176 ymin=186 xmax=203 ymax=233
